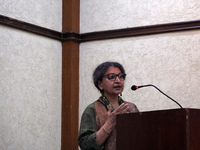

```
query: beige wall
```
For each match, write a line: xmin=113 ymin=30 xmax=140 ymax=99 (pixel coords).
xmin=80 ymin=0 xmax=200 ymax=33
xmin=79 ymin=0 xmax=200 ymax=118
xmin=0 ymin=0 xmax=62 ymax=31
xmin=0 ymin=1 xmax=62 ymax=150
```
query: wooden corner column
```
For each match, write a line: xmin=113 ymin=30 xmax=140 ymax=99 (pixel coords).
xmin=62 ymin=0 xmax=80 ymax=150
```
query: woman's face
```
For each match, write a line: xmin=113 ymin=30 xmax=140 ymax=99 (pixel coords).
xmin=98 ymin=66 xmax=125 ymax=97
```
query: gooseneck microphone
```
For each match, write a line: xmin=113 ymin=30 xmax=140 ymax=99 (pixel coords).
xmin=131 ymin=84 xmax=183 ymax=108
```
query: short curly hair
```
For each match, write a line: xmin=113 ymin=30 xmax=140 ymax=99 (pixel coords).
xmin=93 ymin=61 xmax=126 ymax=93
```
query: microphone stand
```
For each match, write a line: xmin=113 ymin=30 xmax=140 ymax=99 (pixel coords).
xmin=136 ymin=84 xmax=183 ymax=108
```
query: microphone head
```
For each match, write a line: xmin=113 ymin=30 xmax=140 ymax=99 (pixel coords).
xmin=131 ymin=85 xmax=138 ymax=91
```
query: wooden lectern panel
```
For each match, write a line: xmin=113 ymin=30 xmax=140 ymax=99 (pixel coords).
xmin=116 ymin=108 xmax=200 ymax=150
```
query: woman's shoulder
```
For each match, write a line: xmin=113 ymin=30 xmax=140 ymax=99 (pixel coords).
xmin=83 ymin=100 xmax=99 ymax=114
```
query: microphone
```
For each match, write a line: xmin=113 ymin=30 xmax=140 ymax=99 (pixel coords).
xmin=131 ymin=84 xmax=183 ymax=108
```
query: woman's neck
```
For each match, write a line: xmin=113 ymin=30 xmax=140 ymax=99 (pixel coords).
xmin=104 ymin=94 xmax=119 ymax=105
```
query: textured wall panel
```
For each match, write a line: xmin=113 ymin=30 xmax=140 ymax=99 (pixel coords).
xmin=80 ymin=0 xmax=200 ymax=33
xmin=0 ymin=26 xmax=62 ymax=150
xmin=0 ymin=0 xmax=62 ymax=31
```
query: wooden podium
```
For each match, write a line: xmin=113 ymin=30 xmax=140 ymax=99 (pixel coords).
xmin=116 ymin=108 xmax=200 ymax=150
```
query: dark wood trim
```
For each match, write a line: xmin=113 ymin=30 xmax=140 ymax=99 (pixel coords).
xmin=62 ymin=41 xmax=79 ymax=150
xmin=80 ymin=20 xmax=200 ymax=42
xmin=62 ymin=32 xmax=80 ymax=42
xmin=62 ymin=0 xmax=80 ymax=150
xmin=0 ymin=14 xmax=62 ymax=40
xmin=1 ymin=14 xmax=200 ymax=42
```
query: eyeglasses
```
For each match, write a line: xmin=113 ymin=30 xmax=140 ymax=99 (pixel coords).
xmin=103 ymin=73 xmax=126 ymax=81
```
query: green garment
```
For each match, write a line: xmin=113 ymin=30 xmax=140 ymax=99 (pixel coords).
xmin=78 ymin=97 xmax=139 ymax=150
xmin=78 ymin=102 xmax=104 ymax=150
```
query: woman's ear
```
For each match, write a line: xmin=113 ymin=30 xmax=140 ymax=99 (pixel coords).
xmin=98 ymin=81 xmax=103 ymax=91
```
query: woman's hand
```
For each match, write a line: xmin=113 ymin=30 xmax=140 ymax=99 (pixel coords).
xmin=104 ymin=103 xmax=130 ymax=132
xmin=96 ymin=103 xmax=133 ymax=146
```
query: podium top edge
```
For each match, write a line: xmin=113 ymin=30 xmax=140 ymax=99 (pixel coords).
xmin=117 ymin=108 xmax=200 ymax=116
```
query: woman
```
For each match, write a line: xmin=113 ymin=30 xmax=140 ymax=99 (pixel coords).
xmin=78 ymin=61 xmax=139 ymax=150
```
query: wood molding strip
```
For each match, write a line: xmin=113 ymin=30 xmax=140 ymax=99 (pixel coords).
xmin=62 ymin=32 xmax=80 ymax=42
xmin=80 ymin=20 xmax=200 ymax=42
xmin=0 ymin=14 xmax=62 ymax=40
xmin=1 ymin=14 xmax=200 ymax=42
